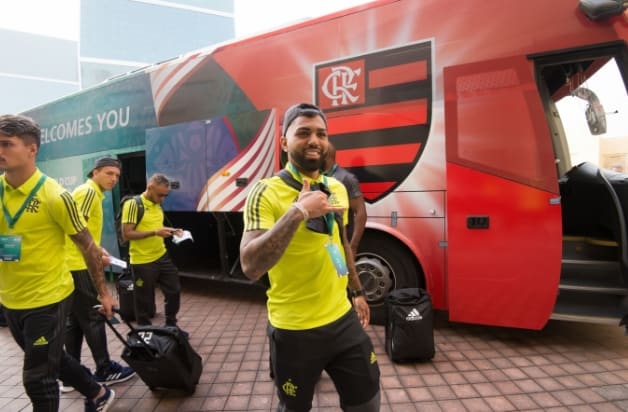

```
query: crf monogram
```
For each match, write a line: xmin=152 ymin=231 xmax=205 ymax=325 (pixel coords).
xmin=321 ymin=66 xmax=362 ymax=106
xmin=26 ymin=198 xmax=41 ymax=213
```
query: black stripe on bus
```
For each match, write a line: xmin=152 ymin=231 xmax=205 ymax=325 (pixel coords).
xmin=347 ymin=163 xmax=416 ymax=185
xmin=364 ymin=42 xmax=432 ymax=71
xmin=331 ymin=124 xmax=430 ymax=151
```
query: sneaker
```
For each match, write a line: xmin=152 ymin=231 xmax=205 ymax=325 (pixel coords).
xmin=94 ymin=361 xmax=136 ymax=385
xmin=58 ymin=381 xmax=75 ymax=393
xmin=85 ymin=386 xmax=115 ymax=412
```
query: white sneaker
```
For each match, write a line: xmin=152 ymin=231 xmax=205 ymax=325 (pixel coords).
xmin=59 ymin=381 xmax=75 ymax=393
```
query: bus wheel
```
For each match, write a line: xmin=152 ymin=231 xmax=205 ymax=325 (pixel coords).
xmin=355 ymin=234 xmax=421 ymax=325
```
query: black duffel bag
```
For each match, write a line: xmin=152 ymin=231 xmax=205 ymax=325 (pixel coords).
xmin=385 ymin=288 xmax=435 ymax=362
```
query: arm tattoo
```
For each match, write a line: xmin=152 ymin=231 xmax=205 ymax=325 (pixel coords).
xmin=240 ymin=207 xmax=303 ymax=280
xmin=70 ymin=229 xmax=108 ymax=296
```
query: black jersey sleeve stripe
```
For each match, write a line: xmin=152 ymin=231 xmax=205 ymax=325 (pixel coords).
xmin=81 ymin=188 xmax=96 ymax=219
xmin=126 ymin=199 xmax=138 ymax=224
xmin=246 ymin=182 xmax=268 ymax=231
xmin=61 ymin=191 xmax=86 ymax=232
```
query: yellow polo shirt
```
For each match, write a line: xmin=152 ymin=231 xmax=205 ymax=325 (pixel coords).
xmin=243 ymin=165 xmax=351 ymax=330
xmin=122 ymin=194 xmax=166 ymax=264
xmin=65 ymin=178 xmax=104 ymax=271
xmin=0 ymin=169 xmax=85 ymax=309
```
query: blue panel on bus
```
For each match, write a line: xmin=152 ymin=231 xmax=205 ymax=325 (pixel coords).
xmin=24 ymin=73 xmax=158 ymax=161
xmin=145 ymin=117 xmax=238 ymax=211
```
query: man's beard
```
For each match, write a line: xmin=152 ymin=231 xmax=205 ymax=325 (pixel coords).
xmin=291 ymin=151 xmax=323 ymax=173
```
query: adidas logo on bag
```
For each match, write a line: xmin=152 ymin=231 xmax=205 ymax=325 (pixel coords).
xmin=405 ymin=308 xmax=422 ymax=321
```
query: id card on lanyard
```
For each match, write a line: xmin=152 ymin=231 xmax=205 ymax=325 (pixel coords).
xmin=288 ymin=164 xmax=348 ymax=276
xmin=0 ymin=175 xmax=47 ymax=262
xmin=323 ymin=212 xmax=348 ymax=277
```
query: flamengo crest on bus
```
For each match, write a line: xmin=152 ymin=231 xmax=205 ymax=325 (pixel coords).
xmin=314 ymin=40 xmax=433 ymax=203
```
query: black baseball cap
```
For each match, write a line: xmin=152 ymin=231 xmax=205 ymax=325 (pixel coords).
xmin=282 ymin=103 xmax=327 ymax=136
xmin=88 ymin=156 xmax=121 ymax=178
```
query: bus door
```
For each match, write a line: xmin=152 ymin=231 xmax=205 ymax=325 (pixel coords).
xmin=444 ymin=55 xmax=562 ymax=329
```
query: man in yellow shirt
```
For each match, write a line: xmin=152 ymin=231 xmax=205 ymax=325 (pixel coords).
xmin=240 ymin=103 xmax=380 ymax=411
xmin=0 ymin=115 xmax=116 ymax=411
xmin=121 ymin=174 xmax=185 ymax=335
xmin=64 ymin=157 xmax=135 ymax=389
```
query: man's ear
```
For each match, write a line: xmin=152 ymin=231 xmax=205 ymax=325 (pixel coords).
xmin=28 ymin=142 xmax=38 ymax=158
xmin=280 ymin=136 xmax=288 ymax=152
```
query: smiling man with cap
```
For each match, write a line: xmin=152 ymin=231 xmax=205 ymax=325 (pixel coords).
xmin=63 ymin=156 xmax=136 ymax=391
xmin=240 ymin=103 xmax=380 ymax=412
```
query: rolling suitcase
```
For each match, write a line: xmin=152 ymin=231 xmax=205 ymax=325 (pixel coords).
xmin=117 ymin=277 xmax=136 ymax=322
xmin=116 ymin=272 xmax=156 ymax=322
xmin=385 ymin=288 xmax=435 ymax=362
xmin=103 ymin=309 xmax=202 ymax=393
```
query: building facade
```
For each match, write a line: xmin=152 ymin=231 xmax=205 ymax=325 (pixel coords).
xmin=0 ymin=0 xmax=234 ymax=114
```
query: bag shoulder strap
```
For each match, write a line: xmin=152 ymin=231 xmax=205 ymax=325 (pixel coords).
xmin=275 ymin=168 xmax=345 ymax=232
xmin=133 ymin=195 xmax=145 ymax=223
xmin=276 ymin=169 xmax=302 ymax=192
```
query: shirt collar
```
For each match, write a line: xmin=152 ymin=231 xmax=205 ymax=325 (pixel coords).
xmin=140 ymin=193 xmax=158 ymax=206
xmin=86 ymin=178 xmax=105 ymax=199
xmin=1 ymin=169 xmax=43 ymax=195
xmin=286 ymin=163 xmax=324 ymax=184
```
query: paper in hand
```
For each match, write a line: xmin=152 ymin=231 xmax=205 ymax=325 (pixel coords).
xmin=108 ymin=256 xmax=127 ymax=269
xmin=173 ymin=230 xmax=193 ymax=245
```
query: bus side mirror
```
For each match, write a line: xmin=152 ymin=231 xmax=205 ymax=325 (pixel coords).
xmin=585 ymin=101 xmax=607 ymax=135
xmin=573 ymin=87 xmax=607 ymax=135
xmin=579 ymin=0 xmax=627 ymax=20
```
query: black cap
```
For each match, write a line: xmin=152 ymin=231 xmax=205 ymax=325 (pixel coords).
xmin=88 ymin=156 xmax=121 ymax=178
xmin=282 ymin=103 xmax=327 ymax=136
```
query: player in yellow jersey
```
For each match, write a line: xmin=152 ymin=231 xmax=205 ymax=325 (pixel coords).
xmin=0 ymin=115 xmax=116 ymax=411
xmin=240 ymin=103 xmax=380 ymax=412
xmin=64 ymin=157 xmax=135 ymax=391
xmin=121 ymin=174 xmax=186 ymax=336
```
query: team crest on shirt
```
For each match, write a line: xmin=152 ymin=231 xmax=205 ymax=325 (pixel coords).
xmin=26 ymin=197 xmax=41 ymax=213
xmin=327 ymin=191 xmax=341 ymax=208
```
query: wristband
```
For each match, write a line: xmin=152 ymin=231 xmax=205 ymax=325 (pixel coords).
xmin=350 ymin=288 xmax=366 ymax=298
xmin=291 ymin=202 xmax=309 ymax=221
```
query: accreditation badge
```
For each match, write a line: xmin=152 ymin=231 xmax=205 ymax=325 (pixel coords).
xmin=325 ymin=241 xmax=348 ymax=277
xmin=0 ymin=234 xmax=22 ymax=261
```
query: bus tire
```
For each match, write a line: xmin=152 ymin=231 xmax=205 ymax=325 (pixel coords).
xmin=355 ymin=233 xmax=423 ymax=325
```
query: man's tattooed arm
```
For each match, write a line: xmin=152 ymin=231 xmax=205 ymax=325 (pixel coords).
xmin=69 ymin=228 xmax=116 ymax=317
xmin=239 ymin=207 xmax=303 ymax=281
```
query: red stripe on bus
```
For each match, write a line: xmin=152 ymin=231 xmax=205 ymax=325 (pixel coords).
xmin=326 ymin=100 xmax=427 ymax=134
xmin=337 ymin=143 xmax=421 ymax=167
xmin=360 ymin=181 xmax=396 ymax=199
xmin=368 ymin=61 xmax=428 ymax=89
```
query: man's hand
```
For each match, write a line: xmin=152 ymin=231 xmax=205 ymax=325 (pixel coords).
xmin=297 ymin=179 xmax=345 ymax=219
xmin=97 ymin=292 xmax=117 ymax=319
xmin=155 ymin=227 xmax=183 ymax=238
xmin=101 ymin=247 xmax=111 ymax=266
xmin=352 ymin=295 xmax=370 ymax=328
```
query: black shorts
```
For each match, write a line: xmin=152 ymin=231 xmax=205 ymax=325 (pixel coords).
xmin=267 ymin=309 xmax=380 ymax=411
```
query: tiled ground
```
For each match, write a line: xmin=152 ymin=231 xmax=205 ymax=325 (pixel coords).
xmin=1 ymin=278 xmax=628 ymax=411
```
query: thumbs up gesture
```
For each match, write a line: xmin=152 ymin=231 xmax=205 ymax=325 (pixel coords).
xmin=296 ymin=179 xmax=345 ymax=219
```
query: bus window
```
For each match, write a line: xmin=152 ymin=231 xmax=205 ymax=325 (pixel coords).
xmin=555 ymin=57 xmax=628 ymax=172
